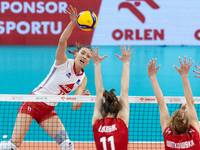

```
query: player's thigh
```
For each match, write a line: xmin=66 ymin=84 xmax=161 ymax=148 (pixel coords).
xmin=11 ymin=113 xmax=33 ymax=146
xmin=39 ymin=116 xmax=65 ymax=138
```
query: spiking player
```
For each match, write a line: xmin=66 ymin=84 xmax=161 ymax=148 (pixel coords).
xmin=0 ymin=5 xmax=92 ymax=150
xmin=92 ymin=45 xmax=133 ymax=150
xmin=148 ymin=56 xmax=200 ymax=150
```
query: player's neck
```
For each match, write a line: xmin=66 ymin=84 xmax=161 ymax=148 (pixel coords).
xmin=106 ymin=113 xmax=115 ymax=118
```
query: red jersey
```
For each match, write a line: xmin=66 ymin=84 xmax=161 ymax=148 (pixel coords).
xmin=163 ymin=125 xmax=200 ymax=150
xmin=93 ymin=118 xmax=128 ymax=150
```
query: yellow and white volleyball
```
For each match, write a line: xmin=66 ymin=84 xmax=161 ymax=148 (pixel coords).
xmin=77 ymin=10 xmax=98 ymax=31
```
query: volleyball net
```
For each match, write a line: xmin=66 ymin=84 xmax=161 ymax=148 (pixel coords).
xmin=0 ymin=95 xmax=200 ymax=150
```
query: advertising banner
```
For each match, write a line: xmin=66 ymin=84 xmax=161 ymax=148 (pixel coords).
xmin=0 ymin=0 xmax=200 ymax=45
xmin=0 ymin=0 xmax=102 ymax=45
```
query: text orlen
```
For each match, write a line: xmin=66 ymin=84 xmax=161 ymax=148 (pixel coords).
xmin=98 ymin=124 xmax=117 ymax=133
xmin=112 ymin=29 xmax=164 ymax=41
xmin=166 ymin=140 xmax=195 ymax=149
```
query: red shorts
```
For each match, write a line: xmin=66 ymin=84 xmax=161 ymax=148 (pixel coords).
xmin=18 ymin=102 xmax=57 ymax=124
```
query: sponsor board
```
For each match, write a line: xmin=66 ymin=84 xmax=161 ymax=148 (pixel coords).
xmin=0 ymin=0 xmax=102 ymax=45
xmin=1 ymin=0 xmax=200 ymax=45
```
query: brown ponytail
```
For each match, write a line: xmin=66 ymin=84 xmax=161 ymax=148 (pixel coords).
xmin=103 ymin=89 xmax=122 ymax=118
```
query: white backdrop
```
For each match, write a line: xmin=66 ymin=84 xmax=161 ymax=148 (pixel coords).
xmin=92 ymin=0 xmax=200 ymax=45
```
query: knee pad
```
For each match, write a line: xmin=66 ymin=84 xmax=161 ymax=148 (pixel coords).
xmin=54 ymin=130 xmax=74 ymax=150
xmin=0 ymin=140 xmax=18 ymax=150
xmin=59 ymin=140 xmax=74 ymax=150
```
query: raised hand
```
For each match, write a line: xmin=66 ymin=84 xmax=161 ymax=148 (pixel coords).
xmin=91 ymin=47 xmax=107 ymax=65
xmin=148 ymin=58 xmax=160 ymax=79
xmin=65 ymin=5 xmax=77 ymax=23
xmin=174 ymin=56 xmax=193 ymax=76
xmin=82 ymin=89 xmax=91 ymax=95
xmin=115 ymin=45 xmax=133 ymax=64
xmin=193 ymin=63 xmax=200 ymax=78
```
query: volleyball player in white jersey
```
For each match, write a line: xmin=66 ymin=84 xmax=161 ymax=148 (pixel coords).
xmin=0 ymin=5 xmax=92 ymax=150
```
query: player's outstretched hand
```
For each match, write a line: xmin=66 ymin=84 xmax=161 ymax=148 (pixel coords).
xmin=91 ymin=47 xmax=107 ymax=65
xmin=193 ymin=63 xmax=200 ymax=78
xmin=82 ymin=89 xmax=91 ymax=95
xmin=65 ymin=5 xmax=77 ymax=23
xmin=148 ymin=58 xmax=160 ymax=79
xmin=115 ymin=45 xmax=133 ymax=64
xmin=174 ymin=56 xmax=193 ymax=77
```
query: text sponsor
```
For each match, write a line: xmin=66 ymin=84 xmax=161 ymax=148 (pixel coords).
xmin=0 ymin=1 xmax=66 ymax=35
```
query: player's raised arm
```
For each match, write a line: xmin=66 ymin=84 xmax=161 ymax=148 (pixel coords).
xmin=193 ymin=63 xmax=200 ymax=78
xmin=92 ymin=47 xmax=107 ymax=125
xmin=116 ymin=45 xmax=133 ymax=127
xmin=174 ymin=56 xmax=199 ymax=132
xmin=148 ymin=58 xmax=169 ymax=132
xmin=55 ymin=5 xmax=77 ymax=66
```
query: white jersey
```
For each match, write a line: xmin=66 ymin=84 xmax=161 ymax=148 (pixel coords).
xmin=32 ymin=59 xmax=85 ymax=106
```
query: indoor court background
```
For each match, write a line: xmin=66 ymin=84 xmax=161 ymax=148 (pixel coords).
xmin=0 ymin=45 xmax=200 ymax=147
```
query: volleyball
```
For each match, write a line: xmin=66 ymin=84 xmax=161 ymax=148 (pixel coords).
xmin=77 ymin=10 xmax=98 ymax=31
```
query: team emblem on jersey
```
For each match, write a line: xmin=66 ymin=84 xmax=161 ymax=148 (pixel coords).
xmin=66 ymin=73 xmax=71 ymax=78
xmin=76 ymin=79 xmax=81 ymax=85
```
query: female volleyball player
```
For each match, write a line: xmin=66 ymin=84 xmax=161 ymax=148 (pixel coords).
xmin=0 ymin=5 xmax=91 ymax=150
xmin=193 ymin=63 xmax=200 ymax=78
xmin=92 ymin=45 xmax=133 ymax=150
xmin=148 ymin=56 xmax=200 ymax=150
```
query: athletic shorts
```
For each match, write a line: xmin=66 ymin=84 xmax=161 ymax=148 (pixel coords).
xmin=18 ymin=102 xmax=57 ymax=124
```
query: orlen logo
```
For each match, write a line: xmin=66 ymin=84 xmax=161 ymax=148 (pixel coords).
xmin=169 ymin=98 xmax=181 ymax=103
xmin=140 ymin=97 xmax=155 ymax=101
xmin=61 ymin=97 xmax=76 ymax=101
xmin=118 ymin=0 xmax=160 ymax=23
xmin=194 ymin=29 xmax=200 ymax=40
xmin=113 ymin=0 xmax=163 ymax=41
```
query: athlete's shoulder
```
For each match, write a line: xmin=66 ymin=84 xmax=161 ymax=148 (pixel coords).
xmin=54 ymin=59 xmax=74 ymax=67
xmin=163 ymin=126 xmax=172 ymax=135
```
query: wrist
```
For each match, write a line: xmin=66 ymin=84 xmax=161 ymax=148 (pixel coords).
xmin=94 ymin=63 xmax=101 ymax=67
xmin=181 ymin=74 xmax=188 ymax=78
xmin=123 ymin=62 xmax=130 ymax=65
xmin=150 ymin=75 xmax=157 ymax=80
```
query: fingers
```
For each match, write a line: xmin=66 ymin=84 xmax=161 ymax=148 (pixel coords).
xmin=193 ymin=70 xmax=200 ymax=74
xmin=92 ymin=47 xmax=95 ymax=53
xmin=195 ymin=64 xmax=200 ymax=70
xmin=189 ymin=61 xmax=193 ymax=68
xmin=173 ymin=65 xmax=179 ymax=72
xmin=179 ymin=57 xmax=183 ymax=65
xmin=130 ymin=49 xmax=134 ymax=55
xmin=187 ymin=57 xmax=191 ymax=65
xmin=102 ymin=55 xmax=108 ymax=59
xmin=115 ymin=54 xmax=121 ymax=59
xmin=184 ymin=55 xmax=186 ymax=64
xmin=155 ymin=65 xmax=160 ymax=73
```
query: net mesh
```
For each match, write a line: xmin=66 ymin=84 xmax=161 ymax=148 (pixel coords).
xmin=0 ymin=95 xmax=200 ymax=150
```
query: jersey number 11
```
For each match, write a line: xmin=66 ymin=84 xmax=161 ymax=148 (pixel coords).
xmin=100 ymin=136 xmax=115 ymax=150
